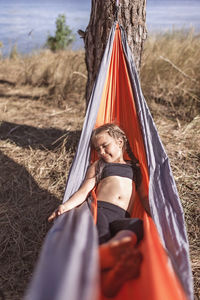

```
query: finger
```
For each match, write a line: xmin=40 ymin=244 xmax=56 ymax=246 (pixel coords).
xmin=48 ymin=211 xmax=56 ymax=222
xmin=57 ymin=210 xmax=64 ymax=216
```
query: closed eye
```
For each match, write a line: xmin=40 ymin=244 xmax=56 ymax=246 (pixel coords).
xmin=103 ymin=143 xmax=109 ymax=148
xmin=95 ymin=143 xmax=110 ymax=152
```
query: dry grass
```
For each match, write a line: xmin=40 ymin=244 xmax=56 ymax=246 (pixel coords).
xmin=0 ymin=31 xmax=199 ymax=299
xmin=0 ymin=49 xmax=87 ymax=108
xmin=141 ymin=29 xmax=200 ymax=121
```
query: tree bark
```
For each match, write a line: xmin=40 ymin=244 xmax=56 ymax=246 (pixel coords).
xmin=83 ymin=0 xmax=147 ymax=105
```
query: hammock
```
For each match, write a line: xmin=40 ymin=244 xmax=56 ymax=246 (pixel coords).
xmin=24 ymin=23 xmax=193 ymax=300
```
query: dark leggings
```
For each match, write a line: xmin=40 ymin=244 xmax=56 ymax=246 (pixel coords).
xmin=96 ymin=201 xmax=143 ymax=245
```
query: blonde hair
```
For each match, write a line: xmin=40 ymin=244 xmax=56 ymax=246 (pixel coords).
xmin=91 ymin=123 xmax=142 ymax=188
xmin=91 ymin=123 xmax=127 ymax=150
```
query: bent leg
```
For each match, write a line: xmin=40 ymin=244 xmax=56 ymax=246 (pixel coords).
xmin=99 ymin=230 xmax=138 ymax=270
xmin=101 ymin=247 xmax=143 ymax=298
xmin=99 ymin=230 xmax=137 ymax=270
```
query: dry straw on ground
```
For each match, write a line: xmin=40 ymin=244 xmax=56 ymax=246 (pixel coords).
xmin=141 ymin=28 xmax=200 ymax=121
xmin=0 ymin=31 xmax=199 ymax=299
xmin=0 ymin=49 xmax=87 ymax=108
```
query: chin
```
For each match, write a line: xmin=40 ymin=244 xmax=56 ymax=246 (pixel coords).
xmin=102 ymin=156 xmax=112 ymax=162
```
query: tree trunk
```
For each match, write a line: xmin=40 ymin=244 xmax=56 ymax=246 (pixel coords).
xmin=83 ymin=0 xmax=147 ymax=105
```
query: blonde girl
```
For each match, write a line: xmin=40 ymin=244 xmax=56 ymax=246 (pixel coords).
xmin=49 ymin=123 xmax=150 ymax=297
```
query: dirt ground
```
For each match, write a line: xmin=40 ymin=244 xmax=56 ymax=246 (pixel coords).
xmin=0 ymin=81 xmax=199 ymax=299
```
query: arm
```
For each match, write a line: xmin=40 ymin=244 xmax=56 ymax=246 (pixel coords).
xmin=137 ymin=183 xmax=151 ymax=216
xmin=48 ymin=162 xmax=97 ymax=222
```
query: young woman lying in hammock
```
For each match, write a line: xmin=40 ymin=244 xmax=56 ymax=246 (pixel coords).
xmin=48 ymin=123 xmax=150 ymax=297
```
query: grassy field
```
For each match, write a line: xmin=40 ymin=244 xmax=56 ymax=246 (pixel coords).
xmin=0 ymin=30 xmax=199 ymax=299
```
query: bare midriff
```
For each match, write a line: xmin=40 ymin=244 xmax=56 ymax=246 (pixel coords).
xmin=96 ymin=176 xmax=135 ymax=213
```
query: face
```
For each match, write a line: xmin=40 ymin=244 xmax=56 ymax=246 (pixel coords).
xmin=93 ymin=131 xmax=124 ymax=163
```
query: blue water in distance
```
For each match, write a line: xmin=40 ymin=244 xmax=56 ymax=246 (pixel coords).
xmin=0 ymin=0 xmax=200 ymax=56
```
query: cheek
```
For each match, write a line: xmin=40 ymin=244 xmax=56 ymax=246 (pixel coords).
xmin=111 ymin=144 xmax=121 ymax=154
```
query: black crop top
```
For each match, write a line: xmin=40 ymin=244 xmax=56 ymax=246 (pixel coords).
xmin=100 ymin=162 xmax=135 ymax=181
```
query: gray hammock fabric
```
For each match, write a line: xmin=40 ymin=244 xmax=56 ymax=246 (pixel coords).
xmin=24 ymin=23 xmax=193 ymax=300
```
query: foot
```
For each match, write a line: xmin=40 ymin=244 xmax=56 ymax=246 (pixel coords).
xmin=99 ymin=235 xmax=136 ymax=270
xmin=101 ymin=248 xmax=143 ymax=298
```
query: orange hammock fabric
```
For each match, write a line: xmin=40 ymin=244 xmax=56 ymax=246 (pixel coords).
xmin=91 ymin=24 xmax=187 ymax=300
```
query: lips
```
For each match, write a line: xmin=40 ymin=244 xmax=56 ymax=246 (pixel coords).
xmin=101 ymin=154 xmax=109 ymax=159
xmin=101 ymin=154 xmax=112 ymax=161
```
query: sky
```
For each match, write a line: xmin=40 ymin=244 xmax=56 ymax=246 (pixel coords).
xmin=0 ymin=0 xmax=200 ymax=56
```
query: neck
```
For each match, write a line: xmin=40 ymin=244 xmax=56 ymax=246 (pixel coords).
xmin=113 ymin=158 xmax=126 ymax=164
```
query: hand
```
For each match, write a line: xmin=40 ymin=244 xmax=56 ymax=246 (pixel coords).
xmin=48 ymin=204 xmax=66 ymax=222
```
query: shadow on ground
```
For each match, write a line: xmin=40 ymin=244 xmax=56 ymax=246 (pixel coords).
xmin=0 ymin=121 xmax=81 ymax=152
xmin=0 ymin=151 xmax=59 ymax=299
xmin=0 ymin=93 xmax=43 ymax=101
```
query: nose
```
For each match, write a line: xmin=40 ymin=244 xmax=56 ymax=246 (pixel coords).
xmin=99 ymin=147 xmax=105 ymax=155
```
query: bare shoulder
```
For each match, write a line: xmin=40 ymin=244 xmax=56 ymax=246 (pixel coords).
xmin=85 ymin=160 xmax=99 ymax=179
